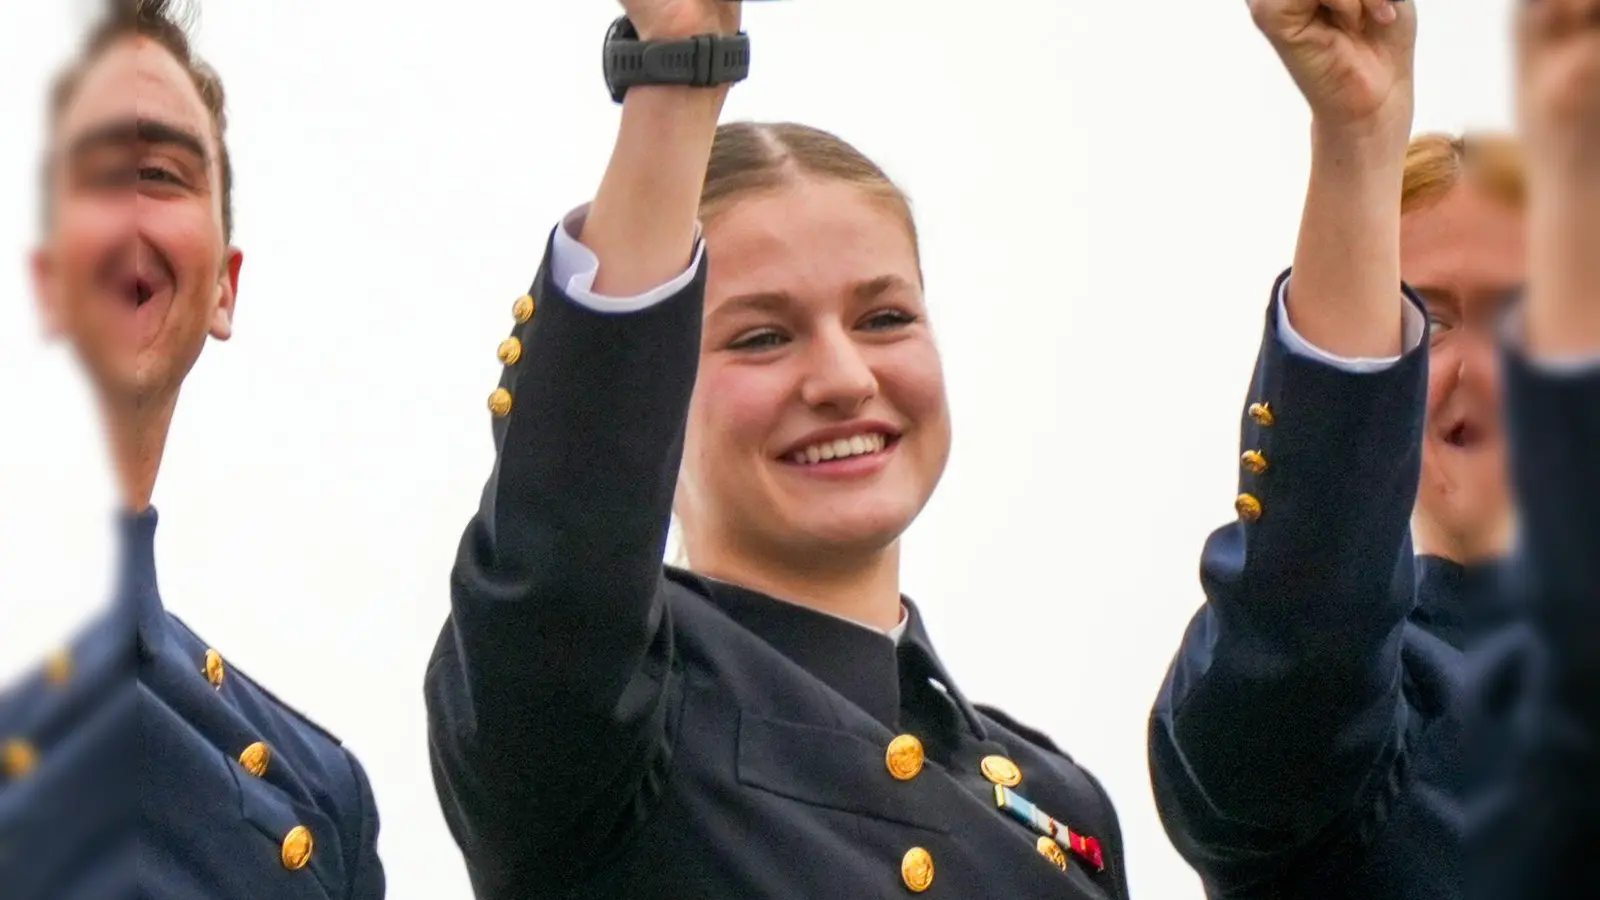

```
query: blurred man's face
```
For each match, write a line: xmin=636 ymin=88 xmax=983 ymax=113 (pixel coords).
xmin=1401 ymin=184 xmax=1524 ymax=560
xmin=32 ymin=35 xmax=240 ymax=407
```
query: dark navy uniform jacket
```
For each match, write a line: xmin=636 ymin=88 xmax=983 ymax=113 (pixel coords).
xmin=0 ymin=509 xmax=384 ymax=899
xmin=424 ymin=228 xmax=1130 ymax=899
xmin=1499 ymin=352 xmax=1600 ymax=899
xmin=1148 ymin=272 xmax=1531 ymax=900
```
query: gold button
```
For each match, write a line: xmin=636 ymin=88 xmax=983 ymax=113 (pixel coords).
xmin=1241 ymin=450 xmax=1269 ymax=475
xmin=3 ymin=739 xmax=37 ymax=779
xmin=900 ymin=846 xmax=934 ymax=892
xmin=980 ymin=754 xmax=1022 ymax=787
xmin=885 ymin=734 xmax=925 ymax=781
xmin=497 ymin=337 xmax=523 ymax=366
xmin=512 ymin=294 xmax=535 ymax=323
xmin=1248 ymin=402 xmax=1275 ymax=426
xmin=281 ymin=825 xmax=314 ymax=871
xmin=203 ymin=649 xmax=225 ymax=688
xmin=1236 ymin=493 xmax=1263 ymax=523
xmin=1037 ymin=835 xmax=1068 ymax=871
xmin=45 ymin=648 xmax=72 ymax=686
xmin=240 ymin=741 xmax=271 ymax=778
xmin=487 ymin=388 xmax=513 ymax=417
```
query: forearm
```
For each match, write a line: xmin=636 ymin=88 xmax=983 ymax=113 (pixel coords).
xmin=583 ymin=85 xmax=725 ymax=296
xmin=1525 ymin=173 xmax=1600 ymax=358
xmin=1287 ymin=119 xmax=1411 ymax=358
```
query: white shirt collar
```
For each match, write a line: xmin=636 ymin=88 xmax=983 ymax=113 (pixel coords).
xmin=814 ymin=603 xmax=909 ymax=644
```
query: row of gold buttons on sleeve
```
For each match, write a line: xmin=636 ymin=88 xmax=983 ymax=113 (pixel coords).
xmin=488 ymin=294 xmax=536 ymax=418
xmin=0 ymin=647 xmax=78 ymax=780
xmin=883 ymin=734 xmax=1041 ymax=890
xmin=200 ymin=648 xmax=313 ymax=873
xmin=1236 ymin=402 xmax=1274 ymax=522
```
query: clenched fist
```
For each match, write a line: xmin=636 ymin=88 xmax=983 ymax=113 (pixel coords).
xmin=1249 ymin=0 xmax=1417 ymax=130
xmin=1518 ymin=0 xmax=1600 ymax=174
xmin=621 ymin=0 xmax=741 ymax=41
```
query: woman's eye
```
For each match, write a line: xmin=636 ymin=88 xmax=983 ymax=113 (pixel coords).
xmin=861 ymin=310 xmax=919 ymax=331
xmin=728 ymin=330 xmax=787 ymax=351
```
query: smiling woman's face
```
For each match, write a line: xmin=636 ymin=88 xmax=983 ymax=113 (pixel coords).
xmin=675 ymin=176 xmax=951 ymax=566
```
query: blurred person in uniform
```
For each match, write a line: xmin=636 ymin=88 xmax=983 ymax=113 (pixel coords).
xmin=1149 ymin=0 xmax=1600 ymax=897
xmin=0 ymin=2 xmax=384 ymax=898
xmin=423 ymin=1 xmax=1131 ymax=897
xmin=1499 ymin=0 xmax=1600 ymax=895
xmin=1146 ymin=1 xmax=1500 ymax=897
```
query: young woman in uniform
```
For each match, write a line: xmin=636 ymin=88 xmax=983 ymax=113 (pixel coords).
xmin=423 ymin=1 xmax=1129 ymax=898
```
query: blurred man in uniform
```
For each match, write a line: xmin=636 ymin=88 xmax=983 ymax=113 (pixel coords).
xmin=0 ymin=2 xmax=384 ymax=897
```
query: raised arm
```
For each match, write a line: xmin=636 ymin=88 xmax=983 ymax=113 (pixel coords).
xmin=1501 ymin=8 xmax=1600 ymax=895
xmin=424 ymin=1 xmax=740 ymax=891
xmin=1150 ymin=1 xmax=1425 ymax=892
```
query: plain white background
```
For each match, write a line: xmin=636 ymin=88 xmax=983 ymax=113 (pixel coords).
xmin=0 ymin=1 xmax=1516 ymax=896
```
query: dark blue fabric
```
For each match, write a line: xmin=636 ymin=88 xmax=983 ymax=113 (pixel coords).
xmin=0 ymin=509 xmax=384 ymax=899
xmin=1150 ymin=271 xmax=1504 ymax=900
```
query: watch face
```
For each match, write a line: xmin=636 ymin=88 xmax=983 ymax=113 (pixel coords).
xmin=606 ymin=15 xmax=638 ymax=44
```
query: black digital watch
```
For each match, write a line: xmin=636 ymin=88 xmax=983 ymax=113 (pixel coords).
xmin=602 ymin=16 xmax=752 ymax=104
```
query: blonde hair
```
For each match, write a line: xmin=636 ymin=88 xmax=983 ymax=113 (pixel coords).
xmin=701 ymin=122 xmax=922 ymax=275
xmin=1402 ymin=132 xmax=1525 ymax=215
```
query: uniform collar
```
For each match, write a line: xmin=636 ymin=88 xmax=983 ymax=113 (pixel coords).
xmin=677 ymin=570 xmax=989 ymax=738
xmin=118 ymin=506 xmax=166 ymax=659
xmin=1414 ymin=554 xmax=1516 ymax=648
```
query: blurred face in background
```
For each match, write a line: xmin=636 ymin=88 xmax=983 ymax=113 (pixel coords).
xmin=1401 ymin=183 xmax=1524 ymax=562
xmin=33 ymin=35 xmax=240 ymax=409
xmin=676 ymin=176 xmax=952 ymax=570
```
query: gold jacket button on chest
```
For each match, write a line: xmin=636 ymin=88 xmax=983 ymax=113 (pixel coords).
xmin=980 ymin=754 xmax=1022 ymax=787
xmin=1235 ymin=493 xmax=1263 ymax=523
xmin=281 ymin=825 xmax=314 ymax=871
xmin=487 ymin=388 xmax=513 ymax=418
xmin=3 ymin=739 xmax=37 ymax=778
xmin=497 ymin=337 xmax=522 ymax=366
xmin=885 ymin=734 xmax=925 ymax=781
xmin=512 ymin=294 xmax=535 ymax=323
xmin=203 ymin=649 xmax=225 ymax=689
xmin=45 ymin=648 xmax=73 ymax=685
xmin=1240 ymin=450 xmax=1269 ymax=475
xmin=239 ymin=742 xmax=271 ymax=778
xmin=900 ymin=846 xmax=934 ymax=892
xmin=1037 ymin=835 xmax=1068 ymax=871
xmin=1248 ymin=402 xmax=1275 ymax=426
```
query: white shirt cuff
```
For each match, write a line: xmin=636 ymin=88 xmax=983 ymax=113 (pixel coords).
xmin=1274 ymin=277 xmax=1425 ymax=373
xmin=547 ymin=203 xmax=706 ymax=313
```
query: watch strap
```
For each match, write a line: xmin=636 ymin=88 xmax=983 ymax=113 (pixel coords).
xmin=606 ymin=30 xmax=751 ymax=101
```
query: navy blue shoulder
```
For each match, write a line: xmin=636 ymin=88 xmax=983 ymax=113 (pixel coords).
xmin=974 ymin=703 xmax=1067 ymax=757
xmin=165 ymin=613 xmax=345 ymax=747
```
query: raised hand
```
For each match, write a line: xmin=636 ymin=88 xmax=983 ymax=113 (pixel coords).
xmin=621 ymin=0 xmax=741 ymax=41
xmin=1249 ymin=0 xmax=1418 ymax=129
xmin=1517 ymin=0 xmax=1600 ymax=175
xmin=1517 ymin=0 xmax=1600 ymax=356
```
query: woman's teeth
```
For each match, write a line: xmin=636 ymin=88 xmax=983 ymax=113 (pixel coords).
xmin=790 ymin=434 xmax=887 ymax=465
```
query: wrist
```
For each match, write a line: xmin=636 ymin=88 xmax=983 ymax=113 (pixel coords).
xmin=635 ymin=13 xmax=733 ymax=42
xmin=1310 ymin=110 xmax=1411 ymax=164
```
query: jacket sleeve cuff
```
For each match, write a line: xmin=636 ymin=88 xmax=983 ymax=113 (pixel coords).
xmin=1497 ymin=300 xmax=1600 ymax=374
xmin=1273 ymin=274 xmax=1426 ymax=373
xmin=547 ymin=203 xmax=706 ymax=313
